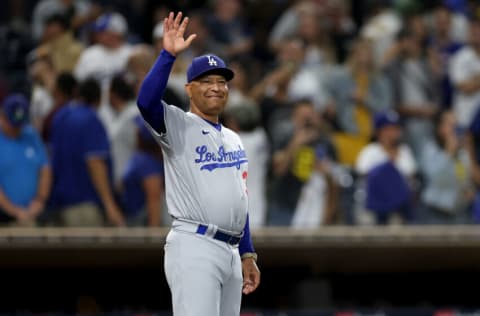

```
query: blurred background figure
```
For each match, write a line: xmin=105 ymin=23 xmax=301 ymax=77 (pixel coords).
xmin=449 ymin=17 xmax=480 ymax=129
xmin=120 ymin=116 xmax=164 ymax=227
xmin=223 ymin=104 xmax=270 ymax=228
xmin=420 ymin=110 xmax=472 ymax=224
xmin=0 ymin=94 xmax=51 ymax=226
xmin=101 ymin=75 xmax=138 ymax=188
xmin=41 ymin=72 xmax=77 ymax=143
xmin=28 ymin=56 xmax=56 ymax=132
xmin=326 ymin=38 xmax=392 ymax=167
xmin=467 ymin=103 xmax=480 ymax=224
xmin=205 ymin=0 xmax=254 ymax=60
xmin=31 ymin=13 xmax=84 ymax=73
xmin=360 ymin=0 xmax=402 ymax=66
xmin=426 ymin=5 xmax=464 ymax=110
xmin=31 ymin=0 xmax=101 ymax=43
xmin=74 ymin=12 xmax=132 ymax=108
xmin=355 ymin=110 xmax=417 ymax=225
xmin=268 ymin=99 xmax=337 ymax=227
xmin=384 ymin=27 xmax=441 ymax=159
xmin=48 ymin=78 xmax=124 ymax=227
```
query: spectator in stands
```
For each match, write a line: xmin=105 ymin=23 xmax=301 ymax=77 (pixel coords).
xmin=32 ymin=13 xmax=84 ymax=73
xmin=0 ymin=94 xmax=51 ymax=226
xmin=467 ymin=104 xmax=480 ymax=223
xmin=359 ymin=0 xmax=402 ymax=66
xmin=420 ymin=110 xmax=473 ymax=224
xmin=205 ymin=0 xmax=254 ymax=60
xmin=268 ymin=99 xmax=337 ymax=226
xmin=426 ymin=5 xmax=464 ymax=109
xmin=74 ymin=12 xmax=132 ymax=107
xmin=28 ymin=56 xmax=56 ymax=132
xmin=101 ymin=75 xmax=139 ymax=188
xmin=41 ymin=72 xmax=77 ymax=143
xmin=268 ymin=0 xmax=355 ymax=61
xmin=449 ymin=17 xmax=480 ymax=129
xmin=250 ymin=37 xmax=331 ymax=139
xmin=269 ymin=0 xmax=337 ymax=67
xmin=31 ymin=0 xmax=101 ymax=43
xmin=325 ymin=39 xmax=392 ymax=167
xmin=48 ymin=78 xmax=125 ymax=227
xmin=355 ymin=110 xmax=417 ymax=224
xmin=226 ymin=60 xmax=257 ymax=109
xmin=223 ymin=104 xmax=270 ymax=228
xmin=120 ymin=116 xmax=164 ymax=227
xmin=384 ymin=27 xmax=441 ymax=159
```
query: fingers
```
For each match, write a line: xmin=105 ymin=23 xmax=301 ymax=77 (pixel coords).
xmin=242 ymin=271 xmax=260 ymax=295
xmin=165 ymin=12 xmax=174 ymax=31
xmin=165 ymin=12 xmax=193 ymax=41
xmin=173 ymin=11 xmax=183 ymax=29
xmin=242 ymin=280 xmax=259 ymax=295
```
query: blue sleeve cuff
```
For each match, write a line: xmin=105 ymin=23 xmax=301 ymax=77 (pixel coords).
xmin=239 ymin=213 xmax=255 ymax=255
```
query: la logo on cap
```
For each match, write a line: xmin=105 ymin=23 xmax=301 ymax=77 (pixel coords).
xmin=207 ymin=55 xmax=217 ymax=66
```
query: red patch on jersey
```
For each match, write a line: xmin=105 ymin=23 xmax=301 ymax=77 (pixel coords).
xmin=242 ymin=171 xmax=248 ymax=179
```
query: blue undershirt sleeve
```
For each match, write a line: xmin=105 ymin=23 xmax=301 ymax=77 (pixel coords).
xmin=137 ymin=49 xmax=176 ymax=134
xmin=239 ymin=213 xmax=255 ymax=256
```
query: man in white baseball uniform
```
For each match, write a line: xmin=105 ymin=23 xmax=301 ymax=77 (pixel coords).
xmin=137 ymin=12 xmax=260 ymax=316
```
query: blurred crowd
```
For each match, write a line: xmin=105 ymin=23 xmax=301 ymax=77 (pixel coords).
xmin=1 ymin=0 xmax=480 ymax=228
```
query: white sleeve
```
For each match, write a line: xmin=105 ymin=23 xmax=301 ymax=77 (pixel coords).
xmin=449 ymin=49 xmax=470 ymax=84
xmin=399 ymin=145 xmax=417 ymax=176
xmin=145 ymin=102 xmax=187 ymax=155
xmin=355 ymin=146 xmax=375 ymax=175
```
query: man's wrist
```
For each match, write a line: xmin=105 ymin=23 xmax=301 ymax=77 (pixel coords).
xmin=241 ymin=252 xmax=258 ymax=262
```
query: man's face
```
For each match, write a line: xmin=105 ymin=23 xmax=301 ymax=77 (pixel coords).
xmin=186 ymin=74 xmax=229 ymax=119
xmin=378 ymin=124 xmax=402 ymax=146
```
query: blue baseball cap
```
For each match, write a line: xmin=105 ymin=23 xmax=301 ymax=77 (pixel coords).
xmin=2 ymin=94 xmax=30 ymax=127
xmin=373 ymin=110 xmax=400 ymax=130
xmin=93 ymin=13 xmax=127 ymax=35
xmin=187 ymin=54 xmax=234 ymax=83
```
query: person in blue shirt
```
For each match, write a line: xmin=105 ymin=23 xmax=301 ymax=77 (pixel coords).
xmin=48 ymin=78 xmax=125 ymax=226
xmin=120 ymin=116 xmax=164 ymax=226
xmin=0 ymin=94 xmax=51 ymax=225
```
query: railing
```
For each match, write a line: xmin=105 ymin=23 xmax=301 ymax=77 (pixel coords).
xmin=0 ymin=225 xmax=479 ymax=271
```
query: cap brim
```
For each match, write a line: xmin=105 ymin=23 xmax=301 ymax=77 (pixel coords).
xmin=189 ymin=68 xmax=234 ymax=82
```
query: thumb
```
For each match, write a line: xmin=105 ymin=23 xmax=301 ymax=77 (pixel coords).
xmin=185 ymin=34 xmax=197 ymax=46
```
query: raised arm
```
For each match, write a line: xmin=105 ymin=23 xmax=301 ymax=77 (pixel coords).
xmin=137 ymin=12 xmax=196 ymax=133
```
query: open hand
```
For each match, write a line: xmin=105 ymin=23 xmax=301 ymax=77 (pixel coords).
xmin=163 ymin=12 xmax=197 ymax=56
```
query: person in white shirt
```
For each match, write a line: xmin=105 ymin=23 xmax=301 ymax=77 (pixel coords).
xmin=223 ymin=104 xmax=270 ymax=228
xmin=101 ymin=75 xmax=139 ymax=187
xmin=449 ymin=18 xmax=480 ymax=128
xmin=74 ymin=12 xmax=132 ymax=107
xmin=355 ymin=110 xmax=417 ymax=225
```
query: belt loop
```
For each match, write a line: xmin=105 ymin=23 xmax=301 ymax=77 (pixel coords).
xmin=207 ymin=223 xmax=218 ymax=237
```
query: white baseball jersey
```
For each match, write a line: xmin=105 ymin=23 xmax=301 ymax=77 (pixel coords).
xmin=146 ymin=102 xmax=248 ymax=234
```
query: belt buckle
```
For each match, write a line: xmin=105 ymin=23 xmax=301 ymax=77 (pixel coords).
xmin=227 ymin=234 xmax=238 ymax=245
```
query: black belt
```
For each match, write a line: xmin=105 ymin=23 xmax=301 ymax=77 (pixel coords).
xmin=196 ymin=224 xmax=241 ymax=245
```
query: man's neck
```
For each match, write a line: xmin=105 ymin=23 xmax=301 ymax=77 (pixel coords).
xmin=190 ymin=107 xmax=219 ymax=124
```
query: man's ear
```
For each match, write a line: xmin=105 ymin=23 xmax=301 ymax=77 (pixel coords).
xmin=185 ymin=83 xmax=192 ymax=99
